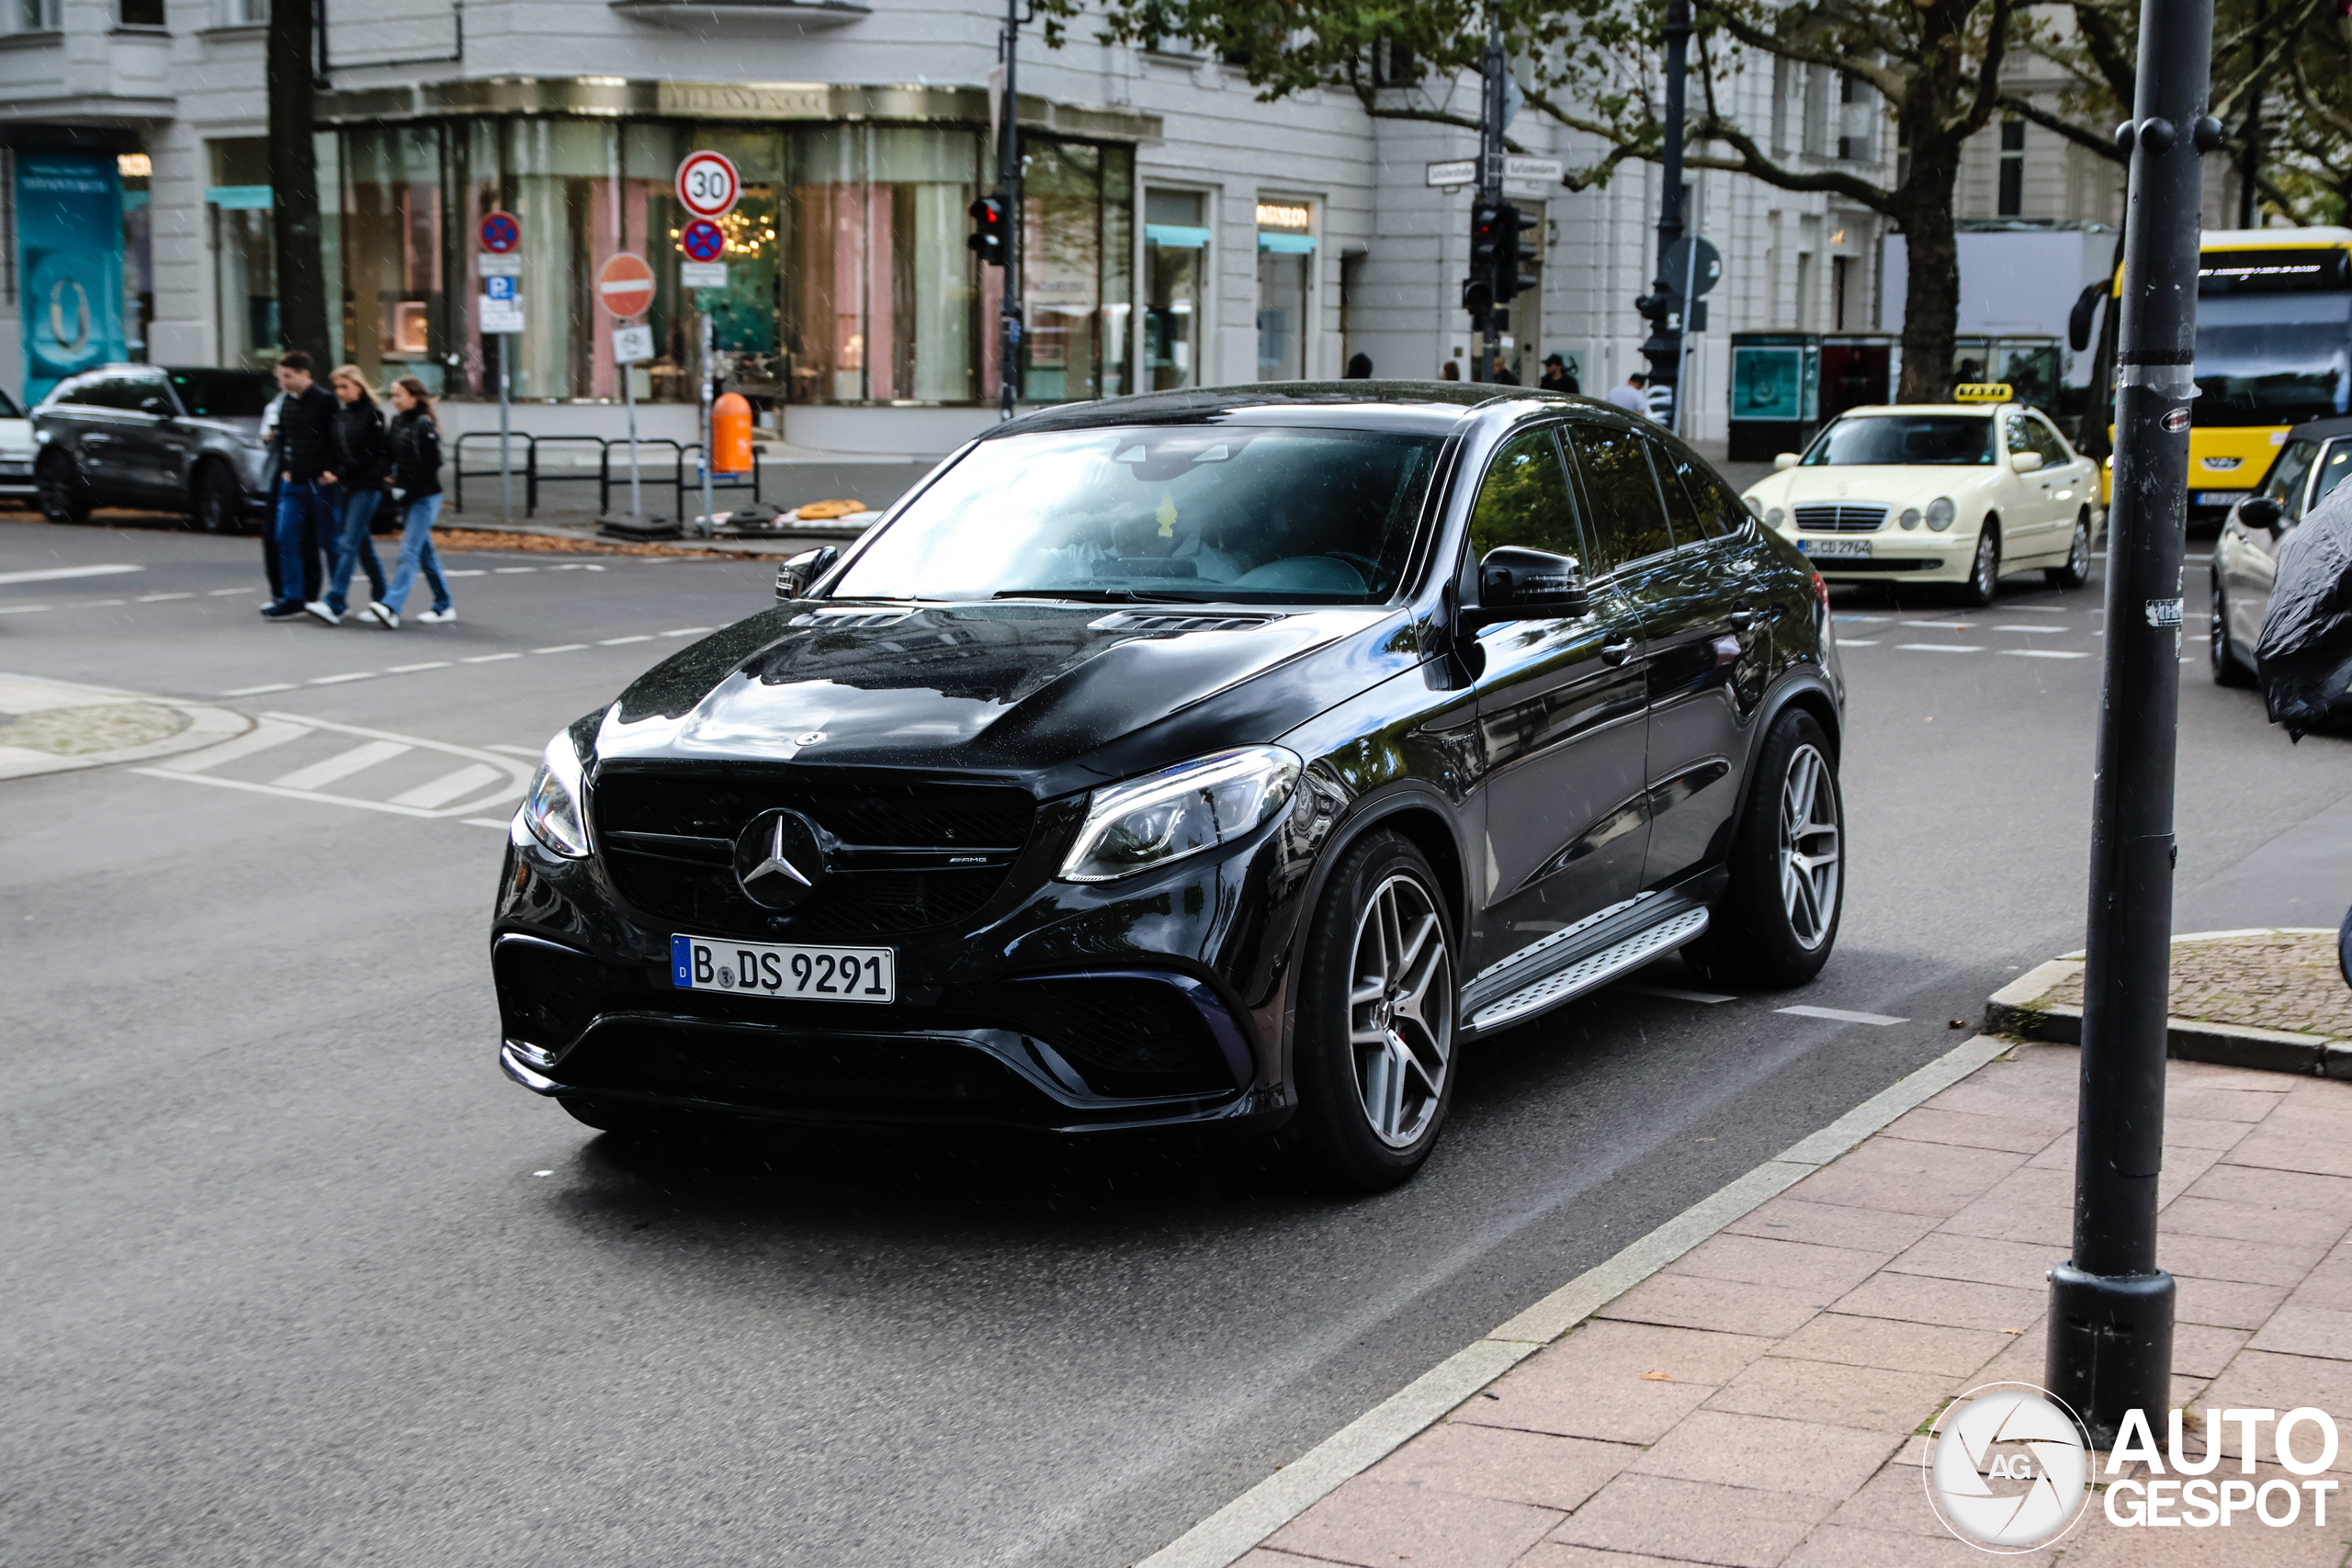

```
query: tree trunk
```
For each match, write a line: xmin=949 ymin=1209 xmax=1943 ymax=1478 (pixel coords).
xmin=1894 ymin=163 xmax=1962 ymax=404
xmin=266 ymin=0 xmax=329 ymax=360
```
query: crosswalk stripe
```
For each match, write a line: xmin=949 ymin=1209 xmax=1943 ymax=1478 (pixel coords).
xmin=1895 ymin=644 xmax=1984 ymax=653
xmin=271 ymin=739 xmax=412 ymax=790
xmin=388 ymin=761 xmax=505 ymax=809
xmin=1777 ymin=1004 xmax=1908 ymax=1026
xmin=159 ymin=717 xmax=309 ymax=773
xmin=2000 ymin=649 xmax=2091 ymax=660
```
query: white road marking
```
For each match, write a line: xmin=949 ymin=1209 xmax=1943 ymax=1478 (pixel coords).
xmin=85 ymin=600 xmax=125 ymax=607
xmin=2005 ymin=605 xmax=2068 ymax=615
xmin=139 ymin=713 xmax=533 ymax=820
xmin=1833 ymin=615 xmax=1891 ymax=624
xmin=209 ymin=587 xmax=254 ymax=596
xmin=0 ymin=563 xmax=141 ymax=585
xmin=661 ymin=626 xmax=714 ymax=637
xmin=220 ymin=682 xmax=298 ymax=696
xmin=0 ymin=604 xmax=50 ymax=615
xmin=156 ymin=717 xmax=307 ymax=773
xmin=135 ymin=592 xmax=195 ymax=603
xmin=1900 ymin=620 xmax=1973 ymax=629
xmin=599 ymin=634 xmax=653 ymax=646
xmin=1777 ymin=1004 xmax=1908 ymax=1026
xmin=532 ymin=644 xmax=587 ymax=654
xmin=1838 ymin=639 xmax=1879 ymax=647
xmin=463 ymin=817 xmax=513 ymax=829
xmin=2000 ymin=649 xmax=2091 ymax=660
xmin=487 ymin=744 xmax=543 ymax=757
xmin=387 ymin=660 xmax=451 ymax=672
xmin=270 ymin=739 xmax=413 ymax=790
xmin=1990 ymin=624 xmax=2068 ymax=633
xmin=309 ymin=671 xmax=377 ymax=685
xmin=462 ymin=652 xmax=521 ymax=663
xmin=389 ymin=761 xmax=506 ymax=809
xmin=493 ymin=567 xmax=537 ymax=574
xmin=1896 ymin=643 xmax=1984 ymax=653
xmin=1619 ymin=982 xmax=1736 ymax=1004
xmin=445 ymin=570 xmax=486 ymax=577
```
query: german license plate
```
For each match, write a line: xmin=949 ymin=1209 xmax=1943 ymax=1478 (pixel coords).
xmin=2196 ymin=490 xmax=2249 ymax=507
xmin=1800 ymin=538 xmax=1872 ymax=559
xmin=670 ymin=935 xmax=896 ymax=1004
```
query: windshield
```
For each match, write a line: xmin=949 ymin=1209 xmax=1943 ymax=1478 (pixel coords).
xmin=2193 ymin=293 xmax=2352 ymax=427
xmin=828 ymin=425 xmax=1442 ymax=604
xmin=166 ymin=369 xmax=274 ymax=419
xmin=2318 ymin=441 xmax=2352 ymax=509
xmin=1802 ymin=415 xmax=1993 ymax=466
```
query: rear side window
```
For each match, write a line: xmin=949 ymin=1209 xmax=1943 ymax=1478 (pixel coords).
xmin=1468 ymin=426 xmax=1583 ymax=561
xmin=168 ymin=370 xmax=272 ymax=418
xmin=2265 ymin=439 xmax=2320 ymax=519
xmin=1650 ymin=438 xmax=1743 ymax=541
xmin=1566 ymin=426 xmax=1674 ymax=570
xmin=2315 ymin=440 xmax=2352 ymax=510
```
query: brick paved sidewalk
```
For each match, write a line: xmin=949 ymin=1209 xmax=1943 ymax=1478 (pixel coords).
xmin=1239 ymin=1042 xmax=2352 ymax=1568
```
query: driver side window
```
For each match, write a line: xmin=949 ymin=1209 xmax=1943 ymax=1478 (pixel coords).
xmin=1468 ymin=425 xmax=1583 ymax=562
xmin=2265 ymin=440 xmax=2321 ymax=520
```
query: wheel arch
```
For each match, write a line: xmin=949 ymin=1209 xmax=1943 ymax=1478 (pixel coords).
xmin=1723 ymin=671 xmax=1843 ymax=852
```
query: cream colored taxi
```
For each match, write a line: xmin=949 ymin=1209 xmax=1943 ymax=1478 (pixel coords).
xmin=1738 ymin=399 xmax=2101 ymax=606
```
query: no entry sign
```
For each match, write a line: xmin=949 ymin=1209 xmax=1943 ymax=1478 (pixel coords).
xmin=675 ymin=152 xmax=741 ymax=220
xmin=680 ymin=220 xmax=727 ymax=263
xmin=596 ymin=252 xmax=655 ymax=318
xmin=478 ymin=209 xmax=521 ymax=254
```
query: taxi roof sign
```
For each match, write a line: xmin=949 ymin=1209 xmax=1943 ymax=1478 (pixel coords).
xmin=1953 ymin=382 xmax=2012 ymax=402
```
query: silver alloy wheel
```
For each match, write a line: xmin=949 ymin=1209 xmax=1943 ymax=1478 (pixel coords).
xmin=1972 ymin=529 xmax=1999 ymax=600
xmin=1346 ymin=873 xmax=1453 ymax=1148
xmin=2066 ymin=517 xmax=2090 ymax=580
xmin=1780 ymin=742 xmax=1842 ymax=951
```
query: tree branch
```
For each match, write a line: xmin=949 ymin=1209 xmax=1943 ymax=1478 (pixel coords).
xmin=1999 ymin=91 xmax=2124 ymax=163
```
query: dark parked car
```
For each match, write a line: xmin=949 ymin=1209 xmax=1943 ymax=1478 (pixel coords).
xmin=35 ymin=364 xmax=276 ymax=531
xmin=493 ymin=383 xmax=1849 ymax=1189
xmin=2211 ymin=413 xmax=2352 ymax=685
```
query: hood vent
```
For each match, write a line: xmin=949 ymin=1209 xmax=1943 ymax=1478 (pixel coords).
xmin=1090 ymin=610 xmax=1278 ymax=635
xmin=793 ymin=607 xmax=916 ymax=629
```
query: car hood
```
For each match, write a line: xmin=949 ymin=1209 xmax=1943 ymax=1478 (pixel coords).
xmin=0 ymin=418 xmax=29 ymax=457
xmin=592 ymin=599 xmax=1417 ymax=791
xmin=1747 ymin=465 xmax=2004 ymax=509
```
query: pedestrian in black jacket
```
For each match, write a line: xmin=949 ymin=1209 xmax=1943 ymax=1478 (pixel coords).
xmin=365 ymin=378 xmax=456 ymax=627
xmin=260 ymin=353 xmax=339 ymax=619
xmin=308 ymin=365 xmax=390 ymax=626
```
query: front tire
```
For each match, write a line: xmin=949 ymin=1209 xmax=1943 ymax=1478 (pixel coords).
xmin=2211 ymin=572 xmax=2257 ymax=687
xmin=1683 ymin=709 xmax=1845 ymax=990
xmin=1286 ymin=831 xmax=1457 ymax=1192
xmin=190 ymin=462 xmax=245 ymax=535
xmin=36 ymin=453 xmax=92 ymax=525
xmin=2045 ymin=511 xmax=2092 ymax=590
xmin=1960 ymin=521 xmax=2001 ymax=608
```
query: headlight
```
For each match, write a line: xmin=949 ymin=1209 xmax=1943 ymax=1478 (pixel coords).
xmin=1059 ymin=745 xmax=1302 ymax=883
xmin=1764 ymin=506 xmax=1786 ymax=531
xmin=520 ymin=732 xmax=592 ymax=858
xmin=1898 ymin=507 xmax=1921 ymax=530
xmin=1926 ymin=497 xmax=1956 ymax=531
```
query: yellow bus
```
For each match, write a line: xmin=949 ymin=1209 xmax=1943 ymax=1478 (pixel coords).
xmin=2110 ymin=227 xmax=2352 ymax=512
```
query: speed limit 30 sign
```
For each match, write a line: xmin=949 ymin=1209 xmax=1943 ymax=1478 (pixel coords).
xmin=675 ymin=152 xmax=741 ymax=220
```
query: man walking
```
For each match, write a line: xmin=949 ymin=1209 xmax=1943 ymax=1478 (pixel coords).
xmin=1606 ymin=371 xmax=1649 ymax=417
xmin=262 ymin=353 xmax=339 ymax=622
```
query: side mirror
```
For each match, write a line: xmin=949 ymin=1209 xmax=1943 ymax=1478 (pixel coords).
xmin=141 ymin=396 xmax=173 ymax=417
xmin=2238 ymin=496 xmax=2284 ymax=532
xmin=1772 ymin=453 xmax=1801 ymax=471
xmin=1464 ymin=547 xmax=1591 ymax=629
xmin=775 ymin=545 xmax=839 ymax=601
xmin=2010 ymin=450 xmax=2043 ymax=474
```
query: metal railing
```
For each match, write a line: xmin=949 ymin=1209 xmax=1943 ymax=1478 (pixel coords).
xmin=450 ymin=432 xmax=763 ymax=521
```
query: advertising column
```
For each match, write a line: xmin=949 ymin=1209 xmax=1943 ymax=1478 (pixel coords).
xmin=16 ymin=152 xmax=127 ymax=404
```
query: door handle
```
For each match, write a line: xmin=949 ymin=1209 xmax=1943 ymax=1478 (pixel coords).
xmin=1727 ymin=608 xmax=1757 ymax=630
xmin=1600 ymin=640 xmax=1638 ymax=665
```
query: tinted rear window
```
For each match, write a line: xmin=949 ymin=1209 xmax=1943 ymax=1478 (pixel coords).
xmin=168 ymin=369 xmax=275 ymax=418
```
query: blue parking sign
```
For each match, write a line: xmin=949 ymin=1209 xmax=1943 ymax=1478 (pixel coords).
xmin=486 ymin=275 xmax=516 ymax=301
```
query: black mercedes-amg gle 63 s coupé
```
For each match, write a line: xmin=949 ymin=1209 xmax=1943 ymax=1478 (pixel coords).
xmin=493 ymin=383 xmax=1848 ymax=1190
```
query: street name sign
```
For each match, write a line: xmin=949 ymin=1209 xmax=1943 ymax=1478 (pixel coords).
xmin=1426 ymin=160 xmax=1476 ymax=188
xmin=675 ymin=151 xmax=741 ymax=220
xmin=597 ymin=252 xmax=655 ymax=318
xmin=1504 ymin=156 xmax=1563 ymax=185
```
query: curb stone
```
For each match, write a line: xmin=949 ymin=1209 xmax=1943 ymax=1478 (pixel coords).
xmin=1131 ymin=1031 xmax=2015 ymax=1568
xmin=1984 ymin=931 xmax=2352 ymax=1079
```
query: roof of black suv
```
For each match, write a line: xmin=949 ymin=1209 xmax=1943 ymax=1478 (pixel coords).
xmin=987 ymin=380 xmax=1583 ymax=440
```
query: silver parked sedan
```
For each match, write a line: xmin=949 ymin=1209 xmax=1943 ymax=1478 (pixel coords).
xmin=2211 ymin=414 xmax=2352 ymax=685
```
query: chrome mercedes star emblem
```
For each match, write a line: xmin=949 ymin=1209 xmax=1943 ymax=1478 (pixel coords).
xmin=744 ymin=815 xmax=813 ymax=894
xmin=733 ymin=808 xmax=828 ymax=911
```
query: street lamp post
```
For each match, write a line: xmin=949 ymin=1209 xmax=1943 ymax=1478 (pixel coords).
xmin=998 ymin=0 xmax=1025 ymax=419
xmin=1468 ymin=4 xmax=1506 ymax=385
xmin=2046 ymin=0 xmax=2221 ymax=1448
xmin=1636 ymin=0 xmax=1691 ymax=412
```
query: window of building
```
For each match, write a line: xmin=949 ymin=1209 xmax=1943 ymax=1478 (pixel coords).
xmin=118 ymin=0 xmax=164 ymax=26
xmin=1832 ymin=255 xmax=1850 ymax=331
xmin=1256 ymin=197 xmax=1313 ymax=381
xmin=1836 ymin=72 xmax=1857 ymax=161
xmin=1014 ymin=139 xmax=1133 ymax=402
xmin=1144 ymin=188 xmax=1207 ymax=390
xmin=1999 ymin=118 xmax=2026 ymax=216
xmin=1373 ymin=39 xmax=1419 ymax=86
xmin=218 ymin=0 xmax=265 ymax=23
xmin=15 ymin=0 xmax=60 ymax=29
xmin=209 ymin=138 xmax=277 ymax=368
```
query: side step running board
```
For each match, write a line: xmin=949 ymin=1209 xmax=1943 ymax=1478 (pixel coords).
xmin=1466 ymin=908 xmax=1710 ymax=1033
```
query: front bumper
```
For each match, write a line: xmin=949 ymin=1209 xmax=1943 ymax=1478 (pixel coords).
xmin=491 ymin=806 xmax=1300 ymax=1135
xmin=1790 ymin=530 xmax=1970 ymax=582
xmin=0 ymin=457 xmax=33 ymax=498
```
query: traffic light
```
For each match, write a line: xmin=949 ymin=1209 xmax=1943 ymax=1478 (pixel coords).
xmin=1461 ymin=275 xmax=1495 ymax=316
xmin=1498 ymin=203 xmax=1540 ymax=300
xmin=967 ymin=193 xmax=1008 ymax=267
xmin=1471 ymin=199 xmax=1504 ymax=271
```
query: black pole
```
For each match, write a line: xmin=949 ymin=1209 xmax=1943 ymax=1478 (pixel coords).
xmin=999 ymin=0 xmax=1023 ymax=420
xmin=1470 ymin=3 xmax=1503 ymax=385
xmin=1637 ymin=0 xmax=1690 ymax=411
xmin=2046 ymin=0 xmax=2220 ymax=1448
xmin=2236 ymin=0 xmax=2262 ymax=230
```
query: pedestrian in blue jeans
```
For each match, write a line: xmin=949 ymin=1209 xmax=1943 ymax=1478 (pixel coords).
xmin=309 ymin=365 xmax=390 ymax=625
xmin=260 ymin=352 xmax=340 ymax=620
xmin=362 ymin=377 xmax=455 ymax=628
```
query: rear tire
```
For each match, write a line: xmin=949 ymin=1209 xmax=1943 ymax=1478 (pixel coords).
xmin=36 ymin=453 xmax=91 ymax=525
xmin=1682 ymin=709 xmax=1845 ymax=991
xmin=2211 ymin=573 xmax=2258 ymax=687
xmin=2045 ymin=511 xmax=2092 ymax=590
xmin=1283 ymin=830 xmax=1457 ymax=1192
xmin=190 ymin=462 xmax=245 ymax=535
xmin=1960 ymin=522 xmax=2001 ymax=608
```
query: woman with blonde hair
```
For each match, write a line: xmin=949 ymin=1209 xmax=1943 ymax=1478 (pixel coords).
xmin=368 ymin=377 xmax=454 ymax=626
xmin=307 ymin=363 xmax=390 ymax=624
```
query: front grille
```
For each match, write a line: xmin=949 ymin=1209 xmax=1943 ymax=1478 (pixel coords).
xmin=559 ymin=1019 xmax=1041 ymax=1109
xmin=1792 ymin=503 xmax=1888 ymax=533
xmin=593 ymin=765 xmax=1035 ymax=940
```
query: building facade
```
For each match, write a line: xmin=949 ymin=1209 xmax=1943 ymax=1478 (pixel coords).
xmin=2 ymin=0 xmax=1889 ymax=447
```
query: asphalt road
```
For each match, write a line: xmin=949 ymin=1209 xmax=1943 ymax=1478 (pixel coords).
xmin=6 ymin=509 xmax=2352 ymax=1568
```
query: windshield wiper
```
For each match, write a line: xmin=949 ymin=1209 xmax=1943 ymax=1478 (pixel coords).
xmin=989 ymin=588 xmax=1148 ymax=603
